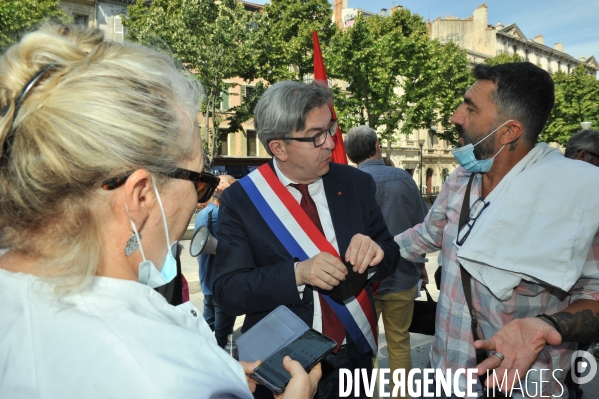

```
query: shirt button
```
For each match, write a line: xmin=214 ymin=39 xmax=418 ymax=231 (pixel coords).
xmin=191 ymin=310 xmax=197 ymax=317
xmin=453 ymin=311 xmax=460 ymax=316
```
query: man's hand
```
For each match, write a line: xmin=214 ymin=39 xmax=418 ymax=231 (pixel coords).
xmin=296 ymin=252 xmax=347 ymax=290
xmin=275 ymin=356 xmax=322 ymax=399
xmin=473 ymin=317 xmax=562 ymax=392
xmin=344 ymin=233 xmax=384 ymax=274
xmin=240 ymin=360 xmax=262 ymax=393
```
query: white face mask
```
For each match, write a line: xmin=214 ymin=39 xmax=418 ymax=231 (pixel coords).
xmin=127 ymin=176 xmax=178 ymax=288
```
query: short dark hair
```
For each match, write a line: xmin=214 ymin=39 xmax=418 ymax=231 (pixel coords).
xmin=472 ymin=62 xmax=554 ymax=144
xmin=254 ymin=81 xmax=332 ymax=156
xmin=565 ymin=129 xmax=599 ymax=159
xmin=344 ymin=126 xmax=378 ymax=164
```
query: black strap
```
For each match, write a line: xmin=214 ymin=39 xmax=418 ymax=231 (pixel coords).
xmin=457 ymin=174 xmax=493 ymax=378
xmin=208 ymin=208 xmax=215 ymax=235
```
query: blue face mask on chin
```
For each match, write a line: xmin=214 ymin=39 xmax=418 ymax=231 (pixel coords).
xmin=451 ymin=120 xmax=512 ymax=173
xmin=128 ymin=176 xmax=179 ymax=288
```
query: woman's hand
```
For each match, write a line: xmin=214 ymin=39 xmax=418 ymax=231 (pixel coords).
xmin=275 ymin=356 xmax=322 ymax=399
xmin=240 ymin=360 xmax=261 ymax=393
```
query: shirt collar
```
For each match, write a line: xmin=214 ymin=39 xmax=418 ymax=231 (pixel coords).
xmin=273 ymin=157 xmax=322 ymax=187
xmin=358 ymin=159 xmax=385 ymax=169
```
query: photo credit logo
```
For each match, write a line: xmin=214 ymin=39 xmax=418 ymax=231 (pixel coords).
xmin=338 ymin=368 xmax=479 ymax=398
xmin=570 ymin=350 xmax=598 ymax=385
xmin=485 ymin=368 xmax=565 ymax=397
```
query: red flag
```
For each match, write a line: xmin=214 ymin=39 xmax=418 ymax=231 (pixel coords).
xmin=312 ymin=31 xmax=347 ymax=164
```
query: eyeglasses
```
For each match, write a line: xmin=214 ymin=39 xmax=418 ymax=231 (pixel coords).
xmin=101 ymin=168 xmax=219 ymax=204
xmin=286 ymin=119 xmax=338 ymax=148
xmin=456 ymin=197 xmax=490 ymax=246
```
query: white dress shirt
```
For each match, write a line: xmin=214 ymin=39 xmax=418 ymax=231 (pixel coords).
xmin=0 ymin=268 xmax=251 ymax=399
xmin=273 ymin=158 xmax=340 ymax=336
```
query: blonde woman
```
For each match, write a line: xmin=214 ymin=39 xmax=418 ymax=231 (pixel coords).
xmin=0 ymin=24 xmax=319 ymax=399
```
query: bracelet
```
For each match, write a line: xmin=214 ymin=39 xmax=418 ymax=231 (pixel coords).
xmin=536 ymin=313 xmax=562 ymax=334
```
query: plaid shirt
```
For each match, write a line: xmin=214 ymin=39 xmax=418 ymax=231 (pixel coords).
xmin=397 ymin=167 xmax=599 ymax=398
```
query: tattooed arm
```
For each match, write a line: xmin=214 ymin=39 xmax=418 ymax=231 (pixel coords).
xmin=541 ymin=299 xmax=599 ymax=343
xmin=473 ymin=231 xmax=599 ymax=392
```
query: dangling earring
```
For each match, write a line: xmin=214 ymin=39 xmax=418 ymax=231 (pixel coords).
xmin=124 ymin=232 xmax=140 ymax=256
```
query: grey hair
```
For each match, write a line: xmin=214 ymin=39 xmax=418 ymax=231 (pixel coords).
xmin=344 ymin=125 xmax=378 ymax=164
xmin=565 ymin=129 xmax=599 ymax=159
xmin=220 ymin=174 xmax=236 ymax=184
xmin=254 ymin=81 xmax=332 ymax=156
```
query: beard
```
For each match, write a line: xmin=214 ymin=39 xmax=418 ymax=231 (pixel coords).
xmin=454 ymin=124 xmax=496 ymax=160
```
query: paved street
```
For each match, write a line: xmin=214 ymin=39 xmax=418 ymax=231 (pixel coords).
xmin=179 ymin=240 xmax=598 ymax=397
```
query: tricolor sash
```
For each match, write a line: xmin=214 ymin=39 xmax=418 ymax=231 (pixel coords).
xmin=239 ymin=163 xmax=377 ymax=355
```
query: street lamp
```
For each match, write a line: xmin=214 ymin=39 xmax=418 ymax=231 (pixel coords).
xmin=418 ymin=139 xmax=425 ymax=193
xmin=581 ymin=121 xmax=592 ymax=130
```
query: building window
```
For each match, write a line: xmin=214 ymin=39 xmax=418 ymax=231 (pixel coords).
xmin=217 ymin=130 xmax=228 ymax=156
xmin=428 ymin=131 xmax=435 ymax=148
xmin=74 ymin=15 xmax=88 ymax=26
xmin=512 ymin=45 xmax=518 ymax=54
xmin=425 ymin=168 xmax=433 ymax=194
xmin=442 ymin=168 xmax=449 ymax=184
xmin=220 ymin=89 xmax=230 ymax=111
xmin=246 ymin=130 xmax=257 ymax=156
xmin=241 ymin=85 xmax=254 ymax=103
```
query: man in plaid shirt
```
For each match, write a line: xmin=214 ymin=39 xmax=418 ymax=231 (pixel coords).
xmin=397 ymin=62 xmax=599 ymax=398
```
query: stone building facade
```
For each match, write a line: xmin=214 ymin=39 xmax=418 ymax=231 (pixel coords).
xmin=58 ymin=0 xmax=133 ymax=42
xmin=429 ymin=4 xmax=599 ymax=75
xmin=332 ymin=3 xmax=597 ymax=193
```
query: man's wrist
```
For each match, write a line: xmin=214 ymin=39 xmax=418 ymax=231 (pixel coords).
xmin=536 ymin=313 xmax=562 ymax=334
xmin=294 ymin=261 xmax=304 ymax=286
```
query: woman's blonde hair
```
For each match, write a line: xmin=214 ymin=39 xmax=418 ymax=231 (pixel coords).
xmin=0 ymin=23 xmax=203 ymax=292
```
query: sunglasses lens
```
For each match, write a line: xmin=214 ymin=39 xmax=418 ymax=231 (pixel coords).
xmin=197 ymin=180 xmax=218 ymax=203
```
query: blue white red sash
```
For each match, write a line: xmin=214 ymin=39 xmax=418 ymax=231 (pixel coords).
xmin=239 ymin=163 xmax=377 ymax=355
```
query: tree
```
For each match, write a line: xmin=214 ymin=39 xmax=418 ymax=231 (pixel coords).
xmin=0 ymin=0 xmax=68 ymax=49
xmin=259 ymin=0 xmax=335 ymax=83
xmin=326 ymin=9 xmax=472 ymax=144
xmin=484 ymin=52 xmax=523 ymax=66
xmin=125 ymin=0 xmax=262 ymax=164
xmin=541 ymin=65 xmax=599 ymax=145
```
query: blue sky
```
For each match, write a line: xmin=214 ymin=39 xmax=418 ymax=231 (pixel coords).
xmin=252 ymin=0 xmax=599 ymax=61
xmin=348 ymin=0 xmax=599 ymax=61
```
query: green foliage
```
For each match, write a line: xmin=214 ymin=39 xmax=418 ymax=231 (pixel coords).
xmin=540 ymin=65 xmax=599 ymax=145
xmin=226 ymin=81 xmax=266 ymax=134
xmin=326 ymin=9 xmax=472 ymax=144
xmin=0 ymin=0 xmax=69 ymax=49
xmin=483 ymin=52 xmax=524 ymax=66
xmin=260 ymin=0 xmax=335 ymax=82
xmin=125 ymin=0 xmax=262 ymax=165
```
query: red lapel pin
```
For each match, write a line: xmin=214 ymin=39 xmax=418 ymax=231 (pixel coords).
xmin=337 ymin=191 xmax=342 ymax=196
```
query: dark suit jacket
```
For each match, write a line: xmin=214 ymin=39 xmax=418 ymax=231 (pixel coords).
xmin=213 ymin=161 xmax=400 ymax=333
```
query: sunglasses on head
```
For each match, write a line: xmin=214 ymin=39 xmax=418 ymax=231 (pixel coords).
xmin=101 ymin=168 xmax=219 ymax=204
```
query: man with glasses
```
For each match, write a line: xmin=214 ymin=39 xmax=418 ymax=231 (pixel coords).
xmin=213 ymin=81 xmax=400 ymax=399
xmin=566 ymin=129 xmax=599 ymax=168
xmin=396 ymin=63 xmax=599 ymax=398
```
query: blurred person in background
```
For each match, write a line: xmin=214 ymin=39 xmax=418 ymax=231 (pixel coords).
xmin=564 ymin=128 xmax=599 ymax=399
xmin=345 ymin=125 xmax=428 ymax=398
xmin=195 ymin=175 xmax=238 ymax=348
